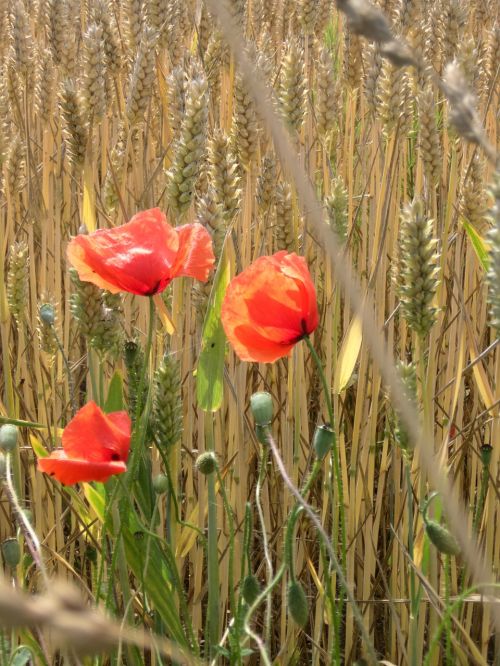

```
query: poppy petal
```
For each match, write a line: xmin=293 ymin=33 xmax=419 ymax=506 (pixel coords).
xmin=171 ymin=223 xmax=215 ymax=282
xmin=38 ymin=451 xmax=127 ymax=485
xmin=67 ymin=208 xmax=180 ymax=295
xmin=228 ymin=324 xmax=296 ymax=362
xmin=221 ymin=252 xmax=318 ymax=363
xmin=62 ymin=402 xmax=131 ymax=463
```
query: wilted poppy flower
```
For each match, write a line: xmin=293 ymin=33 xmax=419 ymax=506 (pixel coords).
xmin=221 ymin=251 xmax=319 ymax=362
xmin=38 ymin=402 xmax=131 ymax=485
xmin=67 ymin=208 xmax=215 ymax=296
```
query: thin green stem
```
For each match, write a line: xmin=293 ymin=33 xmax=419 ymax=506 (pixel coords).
xmin=265 ymin=431 xmax=379 ymax=665
xmin=110 ymin=501 xmax=140 ymax=666
xmin=205 ymin=416 xmax=220 ymax=660
xmin=304 ymin=336 xmax=346 ymax=636
xmin=444 ymin=555 xmax=452 ymax=665
xmin=255 ymin=444 xmax=273 ymax=645
xmin=472 ymin=449 xmax=491 ymax=535
xmin=423 ymin=583 xmax=500 ymax=666
xmin=242 ymin=459 xmax=329 ymax=656
xmin=3 ymin=453 xmax=48 ymax=587
xmin=216 ymin=467 xmax=236 ymax=616
xmin=406 ymin=460 xmax=418 ymax=666
xmin=50 ymin=321 xmax=77 ymax=416
xmin=126 ymin=296 xmax=155 ymax=487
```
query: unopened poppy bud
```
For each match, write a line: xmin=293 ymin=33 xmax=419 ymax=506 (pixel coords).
xmin=0 ymin=452 xmax=6 ymax=477
xmin=287 ymin=580 xmax=309 ymax=627
xmin=196 ymin=451 xmax=218 ymax=475
xmin=313 ymin=424 xmax=333 ymax=460
xmin=2 ymin=537 xmax=21 ymax=568
xmin=153 ymin=473 xmax=169 ymax=494
xmin=0 ymin=424 xmax=19 ymax=452
xmin=250 ymin=392 xmax=273 ymax=427
xmin=39 ymin=303 xmax=55 ymax=326
xmin=78 ymin=224 xmax=88 ymax=235
xmin=480 ymin=444 xmax=493 ymax=466
xmin=425 ymin=520 xmax=461 ymax=556
xmin=241 ymin=574 xmax=261 ymax=605
xmin=255 ymin=424 xmax=270 ymax=445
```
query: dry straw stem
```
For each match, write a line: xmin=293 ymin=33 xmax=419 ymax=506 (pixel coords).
xmin=204 ymin=0 xmax=500 ymax=638
xmin=0 ymin=577 xmax=198 ymax=665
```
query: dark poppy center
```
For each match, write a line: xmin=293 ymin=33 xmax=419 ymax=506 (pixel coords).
xmin=110 ymin=453 xmax=121 ymax=461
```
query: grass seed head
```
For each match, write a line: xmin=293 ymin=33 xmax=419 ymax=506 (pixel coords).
xmin=232 ymin=71 xmax=259 ymax=169
xmin=279 ymin=39 xmax=307 ymax=133
xmin=418 ymin=85 xmax=441 ymax=185
xmin=274 ymin=181 xmax=296 ymax=252
xmin=10 ymin=1 xmax=33 ymax=78
xmin=486 ymin=171 xmax=500 ymax=330
xmin=37 ymin=298 xmax=58 ymax=358
xmin=167 ymin=72 xmax=209 ymax=218
xmin=35 ymin=49 xmax=55 ymax=123
xmin=256 ymin=153 xmax=277 ymax=214
xmin=7 ymin=241 xmax=29 ymax=324
xmin=325 ymin=176 xmax=348 ymax=244
xmin=153 ymin=353 xmax=183 ymax=452
xmin=397 ymin=198 xmax=440 ymax=338
xmin=207 ymin=129 xmax=241 ymax=222
xmin=59 ymin=80 xmax=88 ymax=171
xmin=83 ymin=23 xmax=107 ymax=122
xmin=6 ymin=133 xmax=25 ymax=194
xmin=316 ymin=46 xmax=338 ymax=137
xmin=126 ymin=25 xmax=157 ymax=128
xmin=47 ymin=0 xmax=76 ymax=76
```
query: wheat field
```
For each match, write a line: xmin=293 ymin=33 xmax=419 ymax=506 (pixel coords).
xmin=0 ymin=0 xmax=499 ymax=664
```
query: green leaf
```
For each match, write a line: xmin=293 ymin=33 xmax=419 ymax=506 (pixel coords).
xmin=10 ymin=647 xmax=33 ymax=666
xmin=0 ymin=416 xmax=45 ymax=429
xmin=104 ymin=370 xmax=124 ymax=413
xmin=122 ymin=526 xmax=190 ymax=650
xmin=196 ymin=254 xmax=230 ymax=412
xmin=463 ymin=220 xmax=489 ymax=271
xmin=84 ymin=483 xmax=106 ymax=523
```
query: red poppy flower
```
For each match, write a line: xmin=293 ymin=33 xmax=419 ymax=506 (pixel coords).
xmin=67 ymin=208 xmax=215 ymax=296
xmin=38 ymin=402 xmax=131 ymax=485
xmin=221 ymin=251 xmax=319 ymax=363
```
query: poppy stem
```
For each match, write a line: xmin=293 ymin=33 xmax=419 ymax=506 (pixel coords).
xmin=204 ymin=414 xmax=220 ymax=659
xmin=126 ymin=296 xmax=155 ymax=487
xmin=2 ymin=452 xmax=49 ymax=587
xmin=303 ymin=335 xmax=347 ymax=647
xmin=255 ymin=443 xmax=273 ymax=646
xmin=263 ymin=430 xmax=379 ymax=665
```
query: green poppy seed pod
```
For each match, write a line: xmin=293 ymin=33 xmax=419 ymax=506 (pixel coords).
xmin=425 ymin=520 xmax=461 ymax=556
xmin=153 ymin=473 xmax=169 ymax=494
xmin=313 ymin=424 xmax=334 ymax=460
xmin=124 ymin=340 xmax=140 ymax=366
xmin=196 ymin=451 xmax=218 ymax=476
xmin=250 ymin=392 xmax=273 ymax=427
xmin=85 ymin=545 xmax=97 ymax=564
xmin=481 ymin=444 xmax=493 ymax=466
xmin=39 ymin=303 xmax=55 ymax=326
xmin=255 ymin=424 xmax=270 ymax=445
xmin=2 ymin=537 xmax=21 ymax=568
xmin=0 ymin=424 xmax=19 ymax=452
xmin=287 ymin=580 xmax=309 ymax=627
xmin=0 ymin=452 xmax=6 ymax=477
xmin=241 ymin=574 xmax=261 ymax=605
